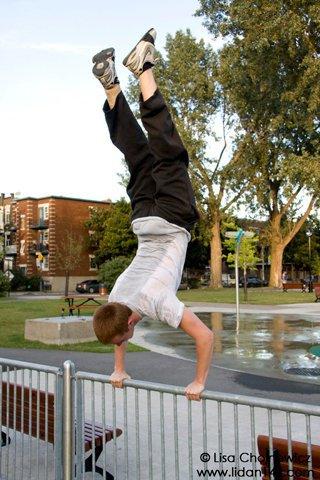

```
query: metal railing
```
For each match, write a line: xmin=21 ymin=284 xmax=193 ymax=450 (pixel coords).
xmin=0 ymin=358 xmax=63 ymax=480
xmin=1 ymin=357 xmax=320 ymax=480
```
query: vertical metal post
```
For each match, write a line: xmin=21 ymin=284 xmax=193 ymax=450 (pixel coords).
xmin=63 ymin=361 xmax=75 ymax=480
xmin=235 ymin=243 xmax=240 ymax=321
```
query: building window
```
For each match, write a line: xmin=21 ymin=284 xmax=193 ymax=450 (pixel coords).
xmin=20 ymin=240 xmax=25 ymax=256
xmin=5 ymin=206 xmax=10 ymax=224
xmin=39 ymin=204 xmax=49 ymax=220
xmin=5 ymin=233 xmax=10 ymax=247
xmin=41 ymin=255 xmax=49 ymax=271
xmin=40 ymin=230 xmax=49 ymax=244
xmin=19 ymin=265 xmax=27 ymax=275
xmin=89 ymin=255 xmax=97 ymax=271
xmin=20 ymin=215 xmax=26 ymax=230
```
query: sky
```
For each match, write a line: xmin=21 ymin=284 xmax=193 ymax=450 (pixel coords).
xmin=0 ymin=0 xmax=219 ymax=202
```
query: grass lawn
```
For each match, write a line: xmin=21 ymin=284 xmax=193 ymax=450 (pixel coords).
xmin=0 ymin=297 xmax=146 ymax=353
xmin=178 ymin=286 xmax=316 ymax=304
xmin=0 ymin=287 xmax=315 ymax=351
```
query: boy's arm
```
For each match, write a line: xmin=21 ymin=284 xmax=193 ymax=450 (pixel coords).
xmin=110 ymin=342 xmax=131 ymax=388
xmin=179 ymin=308 xmax=214 ymax=401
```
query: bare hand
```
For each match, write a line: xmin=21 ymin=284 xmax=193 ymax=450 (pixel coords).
xmin=110 ymin=370 xmax=131 ymax=388
xmin=184 ymin=381 xmax=205 ymax=401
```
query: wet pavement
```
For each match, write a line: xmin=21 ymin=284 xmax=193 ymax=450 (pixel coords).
xmin=1 ymin=347 xmax=320 ymax=404
xmin=133 ymin=303 xmax=320 ymax=384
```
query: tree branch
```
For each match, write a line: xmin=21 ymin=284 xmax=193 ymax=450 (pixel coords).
xmin=221 ymin=182 xmax=248 ymax=212
xmin=280 ymin=185 xmax=302 ymax=216
xmin=283 ymin=194 xmax=317 ymax=248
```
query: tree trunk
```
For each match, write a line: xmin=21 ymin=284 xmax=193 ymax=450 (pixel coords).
xmin=243 ymin=266 xmax=248 ymax=301
xmin=64 ymin=270 xmax=70 ymax=297
xmin=269 ymin=243 xmax=284 ymax=288
xmin=268 ymin=214 xmax=284 ymax=288
xmin=210 ymin=217 xmax=222 ymax=288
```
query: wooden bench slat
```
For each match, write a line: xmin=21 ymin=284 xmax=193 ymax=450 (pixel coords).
xmin=1 ymin=380 xmax=123 ymax=477
xmin=83 ymin=422 xmax=122 ymax=451
xmin=258 ymin=435 xmax=320 ymax=480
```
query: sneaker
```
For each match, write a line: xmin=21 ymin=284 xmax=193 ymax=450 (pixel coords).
xmin=123 ymin=28 xmax=157 ymax=77
xmin=92 ymin=47 xmax=119 ymax=89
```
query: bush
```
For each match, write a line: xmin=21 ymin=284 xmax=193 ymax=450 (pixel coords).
xmin=0 ymin=272 xmax=10 ymax=295
xmin=10 ymin=268 xmax=28 ymax=291
xmin=187 ymin=278 xmax=201 ymax=289
xmin=25 ymin=275 xmax=42 ymax=291
xmin=98 ymin=256 xmax=132 ymax=291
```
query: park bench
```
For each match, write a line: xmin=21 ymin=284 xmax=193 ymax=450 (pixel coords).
xmin=62 ymin=296 xmax=102 ymax=316
xmin=1 ymin=381 xmax=122 ymax=479
xmin=282 ymin=282 xmax=307 ymax=292
xmin=257 ymin=435 xmax=320 ymax=479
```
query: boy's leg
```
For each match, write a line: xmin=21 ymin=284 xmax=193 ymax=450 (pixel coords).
xmin=123 ymin=29 xmax=199 ymax=231
xmin=139 ymin=70 xmax=199 ymax=231
xmin=92 ymin=48 xmax=156 ymax=217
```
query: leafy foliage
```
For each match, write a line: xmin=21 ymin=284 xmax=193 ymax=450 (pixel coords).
xmin=25 ymin=275 xmax=42 ymax=292
xmin=55 ymin=231 xmax=84 ymax=295
xmin=10 ymin=268 xmax=28 ymax=291
xmin=0 ymin=272 xmax=10 ymax=295
xmin=85 ymin=199 xmax=137 ymax=265
xmin=284 ymin=217 xmax=320 ymax=271
xmin=197 ymin=0 xmax=320 ymax=286
xmin=224 ymin=236 xmax=260 ymax=272
xmin=98 ymin=256 xmax=132 ymax=292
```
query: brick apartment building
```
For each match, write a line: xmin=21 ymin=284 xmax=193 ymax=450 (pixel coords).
xmin=0 ymin=195 xmax=111 ymax=292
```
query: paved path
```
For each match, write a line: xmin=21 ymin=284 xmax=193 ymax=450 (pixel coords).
xmin=0 ymin=347 xmax=319 ymax=405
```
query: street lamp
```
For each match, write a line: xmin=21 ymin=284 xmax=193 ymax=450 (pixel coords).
xmin=306 ymin=229 xmax=313 ymax=293
xmin=225 ymin=229 xmax=255 ymax=321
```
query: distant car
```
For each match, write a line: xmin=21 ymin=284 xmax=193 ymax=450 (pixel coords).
xmin=239 ymin=277 xmax=268 ymax=288
xmin=76 ymin=279 xmax=100 ymax=294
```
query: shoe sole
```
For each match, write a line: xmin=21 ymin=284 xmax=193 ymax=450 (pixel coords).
xmin=92 ymin=47 xmax=115 ymax=65
xmin=122 ymin=28 xmax=156 ymax=68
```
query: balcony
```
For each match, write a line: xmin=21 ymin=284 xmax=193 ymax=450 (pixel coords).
xmin=29 ymin=243 xmax=49 ymax=256
xmin=30 ymin=219 xmax=49 ymax=230
xmin=4 ymin=223 xmax=17 ymax=233
xmin=5 ymin=245 xmax=17 ymax=256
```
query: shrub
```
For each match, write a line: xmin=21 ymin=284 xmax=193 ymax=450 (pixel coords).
xmin=98 ymin=256 xmax=132 ymax=291
xmin=25 ymin=275 xmax=42 ymax=291
xmin=187 ymin=278 xmax=201 ymax=289
xmin=0 ymin=272 xmax=10 ymax=295
xmin=10 ymin=268 xmax=28 ymax=291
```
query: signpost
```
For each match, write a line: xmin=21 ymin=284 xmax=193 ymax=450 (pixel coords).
xmin=225 ymin=229 xmax=255 ymax=321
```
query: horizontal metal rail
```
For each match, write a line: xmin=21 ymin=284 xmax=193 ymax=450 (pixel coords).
xmin=0 ymin=358 xmax=61 ymax=375
xmin=76 ymin=371 xmax=320 ymax=416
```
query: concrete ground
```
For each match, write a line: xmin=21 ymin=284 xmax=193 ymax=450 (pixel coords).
xmin=1 ymin=353 xmax=320 ymax=480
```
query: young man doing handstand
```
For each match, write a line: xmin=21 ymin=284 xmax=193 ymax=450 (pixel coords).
xmin=92 ymin=28 xmax=214 ymax=401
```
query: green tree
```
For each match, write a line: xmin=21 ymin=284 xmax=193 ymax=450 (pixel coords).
xmin=98 ymin=256 xmax=132 ymax=292
xmin=85 ymin=199 xmax=137 ymax=265
xmin=0 ymin=272 xmax=10 ymax=295
xmin=197 ymin=0 xmax=320 ymax=287
xmin=284 ymin=217 xmax=320 ymax=272
xmin=56 ymin=232 xmax=83 ymax=296
xmin=127 ymin=29 xmax=248 ymax=288
xmin=225 ymin=235 xmax=260 ymax=300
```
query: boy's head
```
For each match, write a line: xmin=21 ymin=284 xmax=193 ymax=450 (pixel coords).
xmin=93 ymin=302 xmax=134 ymax=346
